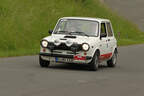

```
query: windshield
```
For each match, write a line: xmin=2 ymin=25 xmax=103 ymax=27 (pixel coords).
xmin=53 ymin=19 xmax=99 ymax=37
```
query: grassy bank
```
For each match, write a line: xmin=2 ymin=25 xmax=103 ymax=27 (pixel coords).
xmin=0 ymin=0 xmax=144 ymax=57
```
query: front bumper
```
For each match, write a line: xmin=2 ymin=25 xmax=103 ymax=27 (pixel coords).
xmin=39 ymin=52 xmax=92 ymax=63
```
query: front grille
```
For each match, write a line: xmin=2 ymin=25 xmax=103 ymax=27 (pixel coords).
xmin=55 ymin=43 xmax=71 ymax=50
xmin=47 ymin=42 xmax=82 ymax=51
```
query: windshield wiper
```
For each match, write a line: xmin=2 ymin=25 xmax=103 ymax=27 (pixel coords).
xmin=55 ymin=31 xmax=68 ymax=34
xmin=69 ymin=31 xmax=89 ymax=37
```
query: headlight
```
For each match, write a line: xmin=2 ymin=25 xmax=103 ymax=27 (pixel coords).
xmin=41 ymin=40 xmax=48 ymax=48
xmin=82 ymin=43 xmax=90 ymax=51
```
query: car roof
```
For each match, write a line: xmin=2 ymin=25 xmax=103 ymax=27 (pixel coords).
xmin=60 ymin=17 xmax=110 ymax=22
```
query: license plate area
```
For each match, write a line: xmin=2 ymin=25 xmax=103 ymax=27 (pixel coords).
xmin=55 ymin=57 xmax=73 ymax=62
xmin=41 ymin=56 xmax=73 ymax=62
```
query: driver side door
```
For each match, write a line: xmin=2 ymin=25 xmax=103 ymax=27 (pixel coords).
xmin=99 ymin=22 xmax=109 ymax=60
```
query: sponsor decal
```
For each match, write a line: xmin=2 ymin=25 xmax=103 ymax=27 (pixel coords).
xmin=99 ymin=53 xmax=112 ymax=60
xmin=74 ymin=55 xmax=86 ymax=60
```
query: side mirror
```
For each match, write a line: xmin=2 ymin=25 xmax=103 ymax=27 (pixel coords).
xmin=49 ymin=30 xmax=53 ymax=34
xmin=100 ymin=33 xmax=107 ymax=39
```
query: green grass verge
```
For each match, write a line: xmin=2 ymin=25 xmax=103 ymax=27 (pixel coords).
xmin=0 ymin=0 xmax=144 ymax=57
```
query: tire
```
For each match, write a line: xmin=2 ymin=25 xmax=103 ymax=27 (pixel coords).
xmin=89 ymin=52 xmax=99 ymax=71
xmin=107 ymin=51 xmax=117 ymax=67
xmin=39 ymin=56 xmax=50 ymax=67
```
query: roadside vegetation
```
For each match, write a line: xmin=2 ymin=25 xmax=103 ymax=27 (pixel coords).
xmin=0 ymin=0 xmax=144 ymax=57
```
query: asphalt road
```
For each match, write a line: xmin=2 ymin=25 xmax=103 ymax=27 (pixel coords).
xmin=0 ymin=44 xmax=144 ymax=96
xmin=104 ymin=0 xmax=144 ymax=32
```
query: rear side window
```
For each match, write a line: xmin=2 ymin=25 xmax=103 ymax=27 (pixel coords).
xmin=106 ymin=22 xmax=113 ymax=37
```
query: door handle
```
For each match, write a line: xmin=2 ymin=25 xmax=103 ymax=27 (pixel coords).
xmin=108 ymin=39 xmax=110 ymax=41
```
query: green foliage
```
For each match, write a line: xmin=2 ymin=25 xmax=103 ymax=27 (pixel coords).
xmin=0 ymin=0 xmax=144 ymax=57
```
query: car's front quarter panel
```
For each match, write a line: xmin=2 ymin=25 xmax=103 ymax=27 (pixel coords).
xmin=85 ymin=38 xmax=100 ymax=57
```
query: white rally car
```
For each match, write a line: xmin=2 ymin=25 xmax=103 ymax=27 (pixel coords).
xmin=39 ymin=17 xmax=118 ymax=71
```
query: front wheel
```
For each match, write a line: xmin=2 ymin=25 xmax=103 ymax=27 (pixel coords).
xmin=39 ymin=56 xmax=50 ymax=67
xmin=107 ymin=51 xmax=117 ymax=67
xmin=89 ymin=52 xmax=99 ymax=71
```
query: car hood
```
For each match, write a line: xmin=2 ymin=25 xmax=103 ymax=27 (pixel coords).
xmin=43 ymin=34 xmax=98 ymax=45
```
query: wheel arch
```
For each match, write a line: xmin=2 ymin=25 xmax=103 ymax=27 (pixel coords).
xmin=115 ymin=47 xmax=118 ymax=53
xmin=92 ymin=48 xmax=100 ymax=57
xmin=96 ymin=49 xmax=100 ymax=56
xmin=110 ymin=47 xmax=118 ymax=60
